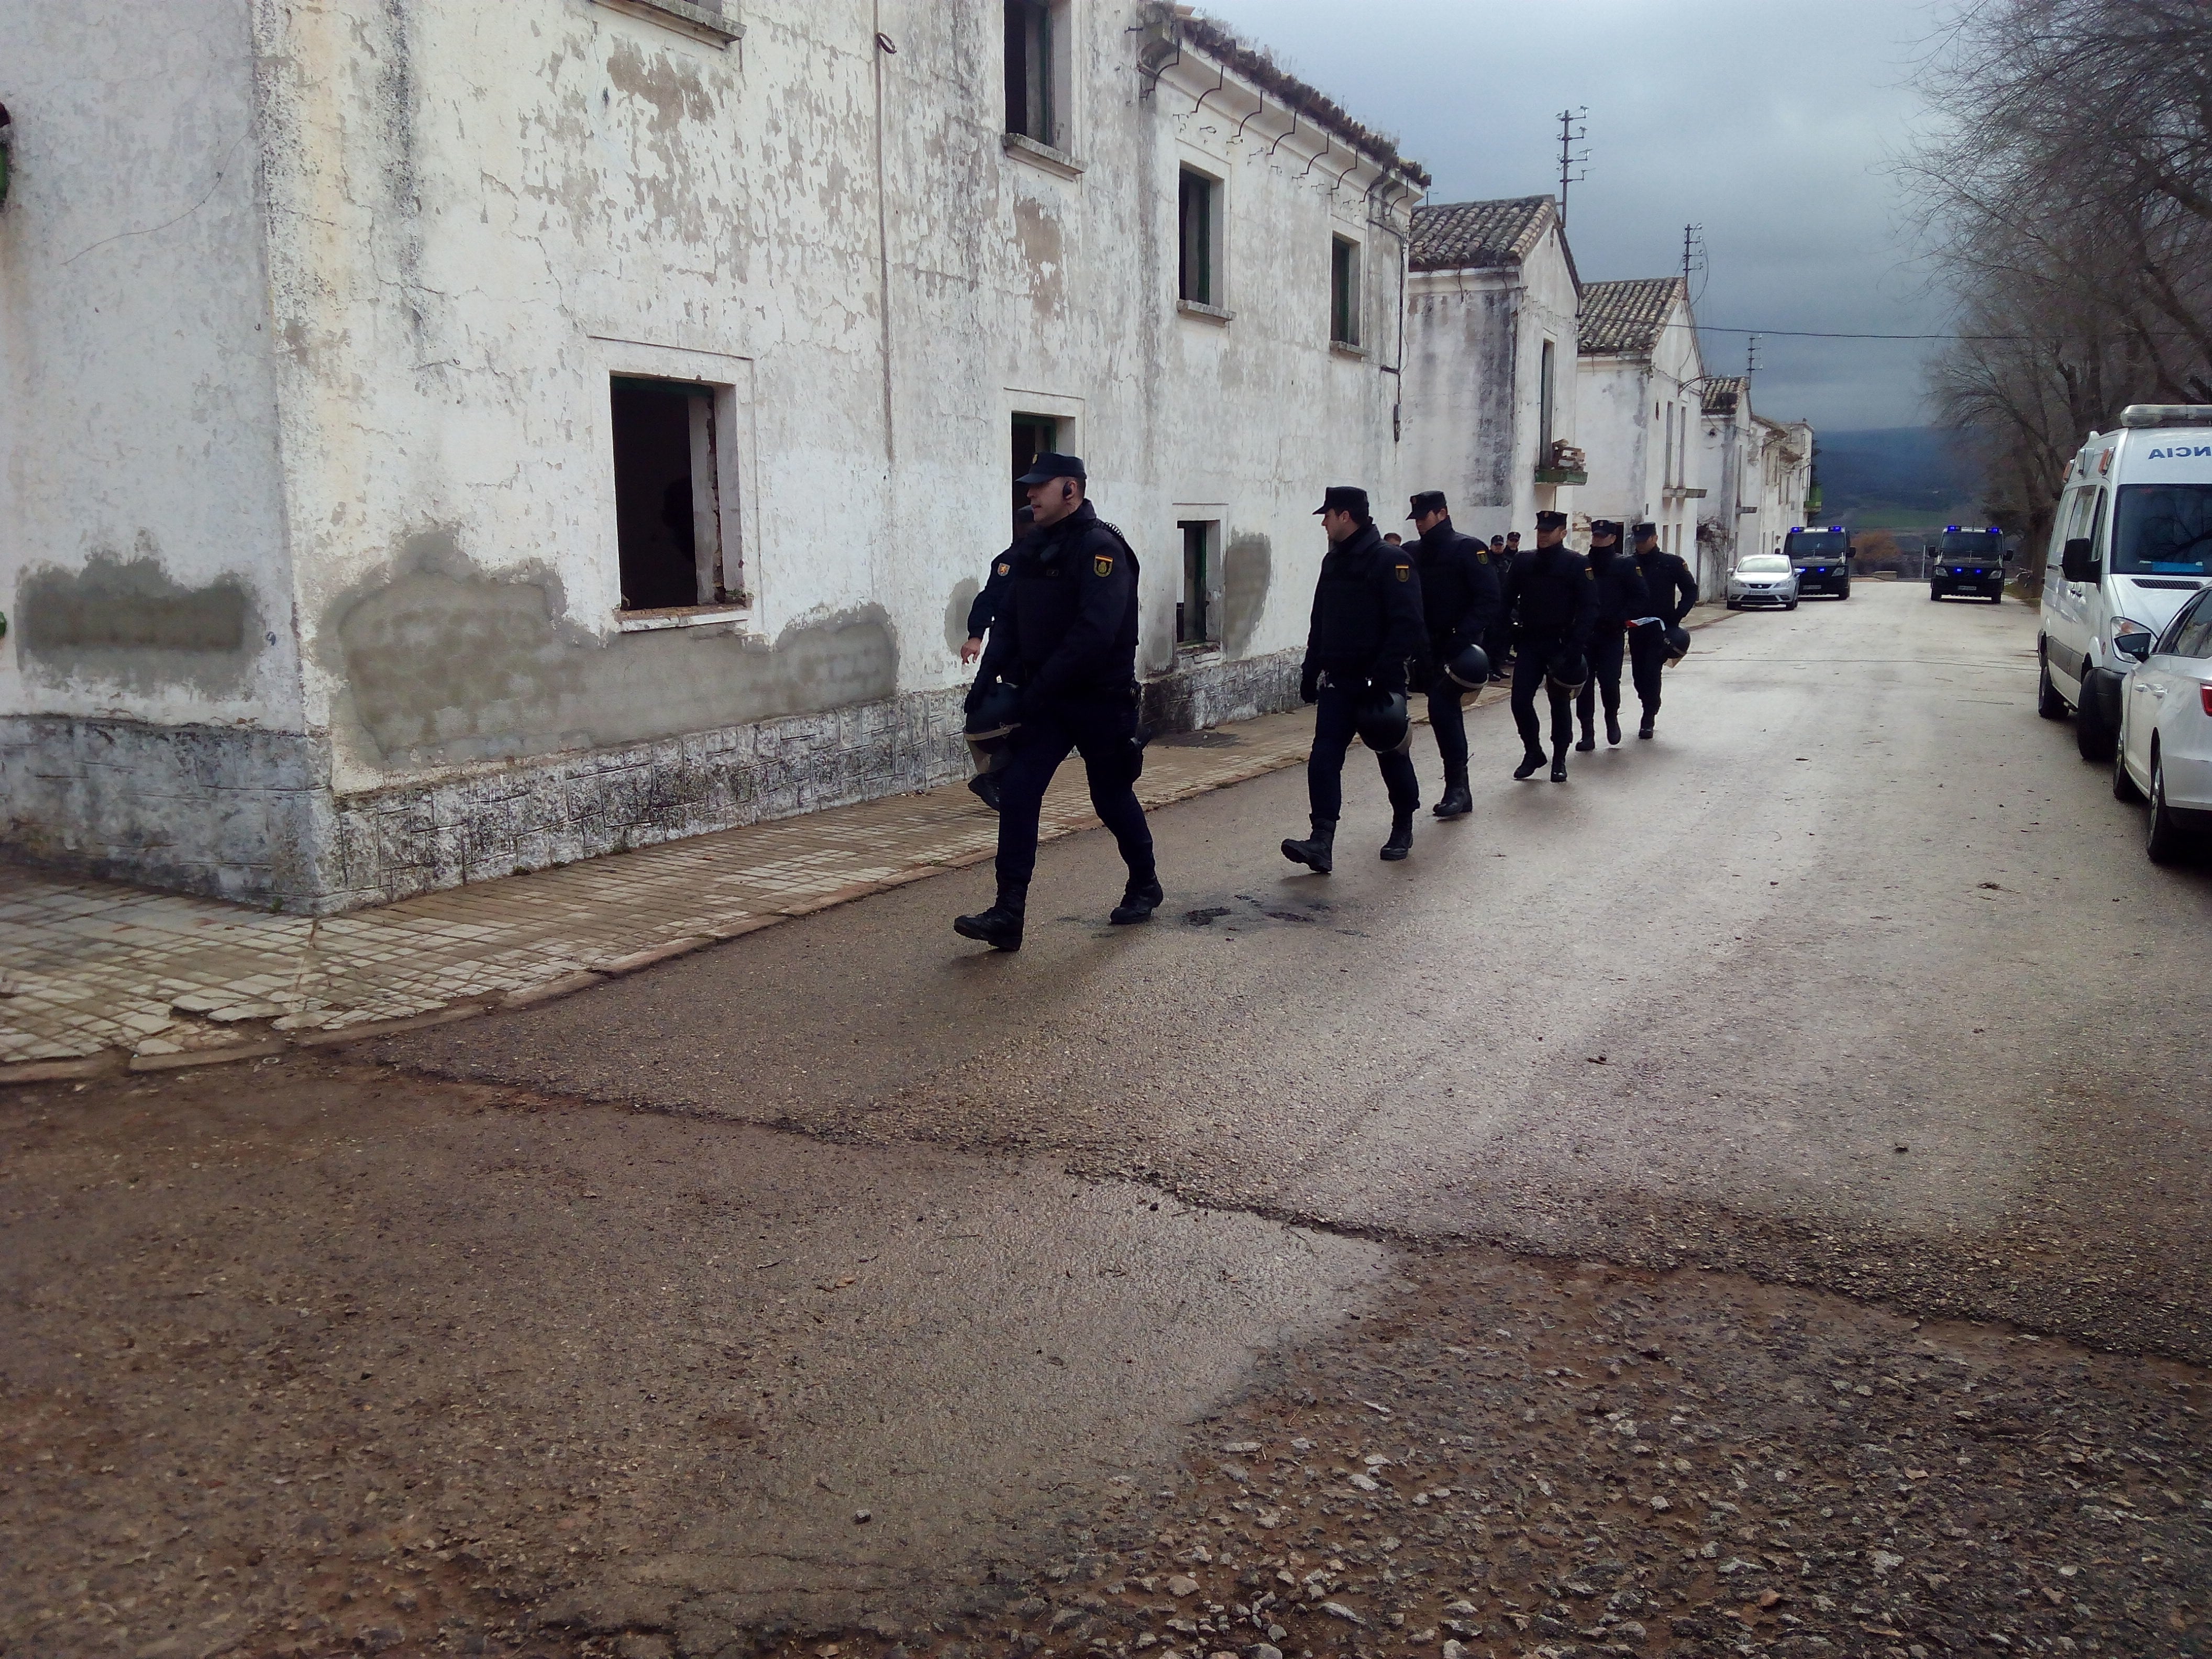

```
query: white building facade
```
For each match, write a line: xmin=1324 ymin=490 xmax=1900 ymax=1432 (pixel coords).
xmin=1399 ymin=196 xmax=1583 ymax=542
xmin=1697 ymin=378 xmax=1814 ymax=575
xmin=0 ymin=0 xmax=1423 ymax=910
xmin=1574 ymin=278 xmax=1707 ymax=561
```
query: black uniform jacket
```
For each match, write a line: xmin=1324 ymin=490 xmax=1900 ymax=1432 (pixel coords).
xmin=1634 ymin=548 xmax=1699 ymax=623
xmin=965 ymin=535 xmax=1026 ymax=640
xmin=977 ymin=501 xmax=1141 ymax=704
xmin=1587 ymin=545 xmax=1656 ymax=629
xmin=1302 ymin=522 xmax=1426 ymax=693
xmin=1412 ymin=518 xmax=1503 ymax=663
xmin=1502 ymin=541 xmax=1599 ymax=646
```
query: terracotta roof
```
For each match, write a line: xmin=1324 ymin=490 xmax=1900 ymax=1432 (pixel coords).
xmin=1170 ymin=13 xmax=1430 ymax=188
xmin=1702 ymin=375 xmax=1748 ymax=416
xmin=1409 ymin=196 xmax=1557 ymax=272
xmin=1578 ymin=277 xmax=1687 ymax=357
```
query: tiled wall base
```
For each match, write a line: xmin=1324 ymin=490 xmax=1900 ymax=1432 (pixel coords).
xmin=2 ymin=651 xmax=1305 ymax=913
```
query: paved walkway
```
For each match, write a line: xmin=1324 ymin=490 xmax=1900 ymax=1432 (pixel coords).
xmin=3 ymin=695 xmax=1439 ymax=1076
xmin=3 ymin=602 xmax=1744 ymax=1080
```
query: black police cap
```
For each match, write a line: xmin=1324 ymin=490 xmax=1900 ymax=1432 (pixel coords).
xmin=1315 ymin=485 xmax=1371 ymax=519
xmin=1632 ymin=520 xmax=1658 ymax=540
xmin=1590 ymin=518 xmax=1623 ymax=540
xmin=1535 ymin=510 xmax=1568 ymax=530
xmin=1015 ymin=451 xmax=1087 ymax=485
xmin=1407 ymin=490 xmax=1449 ymax=520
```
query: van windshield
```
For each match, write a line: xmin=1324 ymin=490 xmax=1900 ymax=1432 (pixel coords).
xmin=2113 ymin=484 xmax=2212 ymax=575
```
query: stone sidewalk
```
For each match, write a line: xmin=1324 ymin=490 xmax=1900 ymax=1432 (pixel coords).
xmin=6 ymin=693 xmax=1478 ymax=1078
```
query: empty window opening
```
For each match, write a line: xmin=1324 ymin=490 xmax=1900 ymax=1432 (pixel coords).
xmin=1179 ymin=169 xmax=1217 ymax=306
xmin=611 ymin=376 xmax=734 ymax=613
xmin=1004 ymin=0 xmax=1056 ymax=145
xmin=1011 ymin=413 xmax=1060 ymax=536
xmin=1177 ymin=520 xmax=1219 ymax=646
xmin=1330 ymin=236 xmax=1361 ymax=347
xmin=1539 ymin=339 xmax=1556 ymax=455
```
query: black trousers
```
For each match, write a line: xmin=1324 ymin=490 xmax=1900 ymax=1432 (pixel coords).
xmin=1309 ymin=681 xmax=1419 ymax=822
xmin=1510 ymin=636 xmax=1578 ymax=754
xmin=1630 ymin=626 xmax=1668 ymax=716
xmin=1575 ymin=626 xmax=1628 ymax=729
xmin=993 ymin=698 xmax=1154 ymax=898
xmin=1426 ymin=679 xmax=1469 ymax=777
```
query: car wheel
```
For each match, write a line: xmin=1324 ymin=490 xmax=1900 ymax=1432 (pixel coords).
xmin=2147 ymin=750 xmax=2193 ymax=865
xmin=2113 ymin=736 xmax=2144 ymax=802
xmin=1991 ymin=591 xmax=2005 ymax=604
xmin=1838 ymin=582 xmax=1851 ymax=599
xmin=2076 ymin=677 xmax=2118 ymax=761
xmin=1785 ymin=598 xmax=1798 ymax=610
xmin=2038 ymin=647 xmax=2067 ymax=719
xmin=1726 ymin=600 xmax=1740 ymax=611
xmin=1929 ymin=587 xmax=1942 ymax=601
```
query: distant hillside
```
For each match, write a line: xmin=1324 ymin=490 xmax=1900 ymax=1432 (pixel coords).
xmin=1813 ymin=428 xmax=1983 ymax=529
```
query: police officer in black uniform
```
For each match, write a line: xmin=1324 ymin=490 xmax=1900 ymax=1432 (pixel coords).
xmin=1500 ymin=509 xmax=1597 ymax=782
xmin=1406 ymin=490 xmax=1501 ymax=819
xmin=955 ymin=455 xmax=1158 ymax=951
xmin=960 ymin=505 xmax=1036 ymax=810
xmin=1575 ymin=519 xmax=1654 ymax=751
xmin=1281 ymin=486 xmax=1426 ymax=871
xmin=1630 ymin=521 xmax=1699 ymax=739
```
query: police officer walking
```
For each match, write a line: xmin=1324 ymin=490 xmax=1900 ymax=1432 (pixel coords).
xmin=1500 ymin=509 xmax=1597 ymax=782
xmin=1629 ymin=521 xmax=1699 ymax=739
xmin=1406 ymin=490 xmax=1501 ymax=819
xmin=955 ymin=454 xmax=1159 ymax=951
xmin=1575 ymin=519 xmax=1653 ymax=751
xmin=960 ymin=505 xmax=1035 ymax=810
xmin=1281 ymin=486 xmax=1426 ymax=871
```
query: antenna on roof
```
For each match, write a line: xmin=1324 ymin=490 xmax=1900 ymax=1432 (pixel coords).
xmin=1746 ymin=334 xmax=1761 ymax=380
xmin=1556 ymin=106 xmax=1588 ymax=228
xmin=1681 ymin=223 xmax=1706 ymax=303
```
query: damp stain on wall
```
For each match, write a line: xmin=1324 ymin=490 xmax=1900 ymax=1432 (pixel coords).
xmin=15 ymin=546 xmax=263 ymax=697
xmin=945 ymin=577 xmax=982 ymax=656
xmin=1222 ymin=532 xmax=1271 ymax=659
xmin=323 ymin=538 xmax=898 ymax=771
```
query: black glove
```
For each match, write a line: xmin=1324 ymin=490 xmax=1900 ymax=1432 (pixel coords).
xmin=1299 ymin=663 xmax=1321 ymax=704
xmin=1370 ymin=659 xmax=1409 ymax=697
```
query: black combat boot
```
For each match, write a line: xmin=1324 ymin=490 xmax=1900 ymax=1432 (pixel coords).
xmin=1550 ymin=743 xmax=1569 ymax=782
xmin=1514 ymin=749 xmax=1547 ymax=780
xmin=1575 ymin=717 xmax=1596 ymax=754
xmin=1606 ymin=711 xmax=1623 ymax=746
xmin=954 ymin=890 xmax=1026 ymax=950
xmin=966 ymin=771 xmax=1002 ymax=811
xmin=1432 ymin=771 xmax=1473 ymax=820
xmin=1380 ymin=810 xmax=1415 ymax=861
xmin=1109 ymin=872 xmax=1164 ymax=925
xmin=1638 ymin=712 xmax=1656 ymax=739
xmin=1280 ymin=818 xmax=1336 ymax=874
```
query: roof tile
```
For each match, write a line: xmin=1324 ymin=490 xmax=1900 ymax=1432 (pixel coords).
xmin=1578 ymin=276 xmax=1687 ymax=356
xmin=1409 ymin=196 xmax=1556 ymax=272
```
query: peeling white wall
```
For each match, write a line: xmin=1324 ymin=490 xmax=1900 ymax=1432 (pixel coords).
xmin=1575 ymin=290 xmax=1704 ymax=556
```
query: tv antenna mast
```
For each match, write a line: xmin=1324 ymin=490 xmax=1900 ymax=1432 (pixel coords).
xmin=1746 ymin=334 xmax=1762 ymax=379
xmin=1680 ymin=223 xmax=1707 ymax=302
xmin=1556 ymin=106 xmax=1588 ymax=227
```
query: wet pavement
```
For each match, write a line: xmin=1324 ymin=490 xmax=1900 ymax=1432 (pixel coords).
xmin=3 ymin=586 xmax=2208 ymax=1658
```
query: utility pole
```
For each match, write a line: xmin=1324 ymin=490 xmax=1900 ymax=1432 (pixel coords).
xmin=1556 ymin=106 xmax=1588 ymax=227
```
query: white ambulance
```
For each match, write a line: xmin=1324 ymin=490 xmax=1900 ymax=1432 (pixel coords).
xmin=2037 ymin=405 xmax=2212 ymax=761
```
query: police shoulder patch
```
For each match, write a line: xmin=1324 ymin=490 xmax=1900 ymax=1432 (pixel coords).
xmin=1093 ymin=552 xmax=1114 ymax=578
xmin=996 ymin=562 xmax=1010 ymax=577
xmin=1395 ymin=563 xmax=1411 ymax=582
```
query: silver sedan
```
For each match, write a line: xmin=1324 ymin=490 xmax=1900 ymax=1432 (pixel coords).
xmin=1727 ymin=553 xmax=1800 ymax=611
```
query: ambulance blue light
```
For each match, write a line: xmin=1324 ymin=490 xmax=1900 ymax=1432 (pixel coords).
xmin=1946 ymin=525 xmax=1961 ymax=532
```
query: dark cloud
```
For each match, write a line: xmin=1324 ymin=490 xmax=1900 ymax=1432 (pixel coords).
xmin=1196 ymin=0 xmax=1943 ymax=430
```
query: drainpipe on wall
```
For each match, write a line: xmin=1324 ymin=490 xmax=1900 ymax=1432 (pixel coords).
xmin=871 ymin=10 xmax=895 ymax=464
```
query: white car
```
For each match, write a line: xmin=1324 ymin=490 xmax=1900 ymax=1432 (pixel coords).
xmin=2114 ymin=583 xmax=2212 ymax=862
xmin=1727 ymin=554 xmax=1799 ymax=611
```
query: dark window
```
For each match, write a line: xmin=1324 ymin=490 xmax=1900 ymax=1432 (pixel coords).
xmin=1177 ymin=520 xmax=1217 ymax=645
xmin=611 ymin=377 xmax=732 ymax=613
xmin=2157 ymin=589 xmax=2212 ymax=656
xmin=1330 ymin=236 xmax=1360 ymax=346
xmin=1011 ymin=413 xmax=1059 ymax=536
xmin=1179 ymin=170 xmax=1215 ymax=305
xmin=1539 ymin=339 xmax=1556 ymax=454
xmin=1004 ymin=0 xmax=1054 ymax=144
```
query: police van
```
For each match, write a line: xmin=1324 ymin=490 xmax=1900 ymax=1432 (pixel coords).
xmin=2039 ymin=405 xmax=2212 ymax=760
xmin=1783 ymin=525 xmax=1852 ymax=599
xmin=1929 ymin=526 xmax=2008 ymax=602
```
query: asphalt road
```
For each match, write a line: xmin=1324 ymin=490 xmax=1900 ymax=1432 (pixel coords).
xmin=6 ymin=581 xmax=2208 ymax=1659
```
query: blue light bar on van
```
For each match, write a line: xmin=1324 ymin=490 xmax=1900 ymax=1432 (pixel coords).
xmin=1988 ymin=527 xmax=2002 ymax=535
xmin=1946 ymin=525 xmax=1961 ymax=532
xmin=1830 ymin=525 xmax=1843 ymax=532
xmin=1790 ymin=526 xmax=1804 ymax=533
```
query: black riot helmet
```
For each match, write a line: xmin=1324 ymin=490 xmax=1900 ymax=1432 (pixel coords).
xmin=1663 ymin=623 xmax=1691 ymax=664
xmin=964 ymin=681 xmax=1023 ymax=752
xmin=1546 ymin=648 xmax=1589 ymax=693
xmin=1443 ymin=641 xmax=1491 ymax=691
xmin=1354 ymin=687 xmax=1412 ymax=755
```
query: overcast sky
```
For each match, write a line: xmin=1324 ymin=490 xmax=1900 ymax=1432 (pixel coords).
xmin=1198 ymin=0 xmax=1950 ymax=433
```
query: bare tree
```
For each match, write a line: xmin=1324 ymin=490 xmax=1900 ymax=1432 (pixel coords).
xmin=1907 ymin=0 xmax=2212 ymax=563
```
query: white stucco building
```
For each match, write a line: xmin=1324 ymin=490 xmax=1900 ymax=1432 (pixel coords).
xmin=1574 ymin=278 xmax=1706 ymax=561
xmin=1697 ymin=377 xmax=1814 ymax=576
xmin=1399 ymin=195 xmax=1583 ymax=542
xmin=0 ymin=0 xmax=1423 ymax=910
